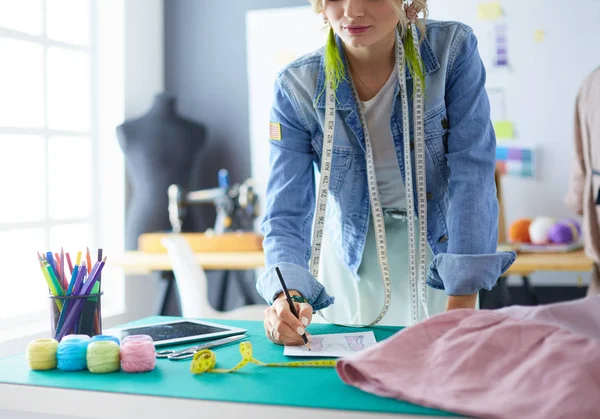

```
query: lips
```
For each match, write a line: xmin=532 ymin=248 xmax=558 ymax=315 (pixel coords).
xmin=344 ymin=25 xmax=371 ymax=35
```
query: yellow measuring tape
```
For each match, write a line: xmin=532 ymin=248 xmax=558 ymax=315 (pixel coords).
xmin=190 ymin=341 xmax=336 ymax=374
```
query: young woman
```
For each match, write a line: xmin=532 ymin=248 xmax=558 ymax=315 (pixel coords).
xmin=257 ymin=0 xmax=516 ymax=345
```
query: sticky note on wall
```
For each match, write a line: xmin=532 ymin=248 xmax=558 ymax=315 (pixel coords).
xmin=493 ymin=121 xmax=515 ymax=140
xmin=478 ymin=2 xmax=503 ymax=21
xmin=534 ymin=30 xmax=545 ymax=44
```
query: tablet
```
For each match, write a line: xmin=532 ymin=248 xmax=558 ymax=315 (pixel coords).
xmin=106 ymin=319 xmax=246 ymax=347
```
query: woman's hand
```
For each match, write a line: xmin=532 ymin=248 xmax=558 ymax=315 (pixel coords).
xmin=264 ymin=291 xmax=313 ymax=346
xmin=446 ymin=293 xmax=478 ymax=311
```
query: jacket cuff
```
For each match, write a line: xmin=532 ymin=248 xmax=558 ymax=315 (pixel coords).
xmin=427 ymin=252 xmax=517 ymax=295
xmin=256 ymin=262 xmax=335 ymax=311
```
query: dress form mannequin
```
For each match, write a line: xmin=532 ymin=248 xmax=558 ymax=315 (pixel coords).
xmin=117 ymin=93 xmax=206 ymax=250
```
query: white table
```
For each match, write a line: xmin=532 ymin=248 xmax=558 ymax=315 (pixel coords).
xmin=0 ymin=383 xmax=455 ymax=419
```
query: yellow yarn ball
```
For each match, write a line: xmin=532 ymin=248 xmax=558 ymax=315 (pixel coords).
xmin=87 ymin=341 xmax=120 ymax=373
xmin=26 ymin=339 xmax=59 ymax=371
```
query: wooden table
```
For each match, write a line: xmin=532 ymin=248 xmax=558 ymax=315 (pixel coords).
xmin=506 ymin=249 xmax=592 ymax=276
xmin=111 ymin=249 xmax=592 ymax=276
xmin=111 ymin=251 xmax=266 ymax=275
xmin=497 ymin=249 xmax=592 ymax=306
xmin=110 ymin=249 xmax=593 ymax=309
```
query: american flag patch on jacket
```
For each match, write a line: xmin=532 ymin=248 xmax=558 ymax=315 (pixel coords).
xmin=269 ymin=122 xmax=282 ymax=140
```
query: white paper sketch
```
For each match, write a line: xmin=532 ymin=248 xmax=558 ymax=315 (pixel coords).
xmin=283 ymin=332 xmax=377 ymax=357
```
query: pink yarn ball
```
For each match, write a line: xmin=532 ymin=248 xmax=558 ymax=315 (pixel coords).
xmin=120 ymin=335 xmax=156 ymax=373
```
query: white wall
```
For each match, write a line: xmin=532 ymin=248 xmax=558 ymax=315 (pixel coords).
xmin=427 ymin=0 xmax=600 ymax=226
xmin=120 ymin=0 xmax=166 ymax=322
xmin=123 ymin=0 xmax=164 ymax=119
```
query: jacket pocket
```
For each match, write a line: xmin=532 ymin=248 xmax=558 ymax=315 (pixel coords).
xmin=423 ymin=106 xmax=448 ymax=167
xmin=312 ymin=142 xmax=352 ymax=195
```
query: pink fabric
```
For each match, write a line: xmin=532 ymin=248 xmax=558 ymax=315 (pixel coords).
xmin=336 ymin=297 xmax=600 ymax=419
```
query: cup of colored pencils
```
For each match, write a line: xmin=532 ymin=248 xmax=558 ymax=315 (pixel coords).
xmin=37 ymin=247 xmax=107 ymax=341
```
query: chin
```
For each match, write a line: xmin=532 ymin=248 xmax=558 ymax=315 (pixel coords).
xmin=341 ymin=36 xmax=377 ymax=49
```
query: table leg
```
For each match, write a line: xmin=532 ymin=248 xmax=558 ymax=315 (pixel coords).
xmin=521 ymin=275 xmax=539 ymax=305
xmin=160 ymin=271 xmax=175 ymax=315
xmin=233 ymin=270 xmax=258 ymax=305
xmin=217 ymin=270 xmax=231 ymax=311
xmin=478 ymin=289 xmax=487 ymax=308
xmin=497 ymin=277 xmax=512 ymax=307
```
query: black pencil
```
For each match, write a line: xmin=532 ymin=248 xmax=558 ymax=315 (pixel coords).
xmin=275 ymin=267 xmax=311 ymax=350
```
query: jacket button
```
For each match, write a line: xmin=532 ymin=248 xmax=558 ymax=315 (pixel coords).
xmin=427 ymin=192 xmax=433 ymax=200
xmin=438 ymin=235 xmax=449 ymax=244
xmin=441 ymin=118 xmax=449 ymax=129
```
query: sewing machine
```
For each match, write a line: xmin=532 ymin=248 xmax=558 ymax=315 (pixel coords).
xmin=167 ymin=169 xmax=259 ymax=234
xmin=138 ymin=169 xmax=263 ymax=253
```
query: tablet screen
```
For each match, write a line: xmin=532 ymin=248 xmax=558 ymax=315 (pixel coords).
xmin=119 ymin=321 xmax=233 ymax=342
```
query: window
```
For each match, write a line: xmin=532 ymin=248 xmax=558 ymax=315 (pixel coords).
xmin=0 ymin=0 xmax=125 ymax=333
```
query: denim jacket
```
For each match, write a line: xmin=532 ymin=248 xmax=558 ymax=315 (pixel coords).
xmin=256 ymin=20 xmax=517 ymax=310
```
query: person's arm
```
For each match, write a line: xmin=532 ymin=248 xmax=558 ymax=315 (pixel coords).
xmin=565 ymin=92 xmax=585 ymax=216
xmin=256 ymin=75 xmax=334 ymax=311
xmin=427 ymin=29 xmax=516 ymax=309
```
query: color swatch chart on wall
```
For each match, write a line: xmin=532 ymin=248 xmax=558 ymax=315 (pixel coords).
xmin=495 ymin=143 xmax=535 ymax=178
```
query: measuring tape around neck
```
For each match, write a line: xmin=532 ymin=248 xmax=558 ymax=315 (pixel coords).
xmin=309 ymin=25 xmax=429 ymax=326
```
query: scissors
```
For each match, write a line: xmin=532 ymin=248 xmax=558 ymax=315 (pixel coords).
xmin=156 ymin=334 xmax=246 ymax=361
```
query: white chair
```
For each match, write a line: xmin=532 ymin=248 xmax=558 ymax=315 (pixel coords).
xmin=161 ymin=235 xmax=266 ymax=320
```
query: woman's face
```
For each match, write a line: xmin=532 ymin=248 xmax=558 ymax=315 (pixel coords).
xmin=323 ymin=0 xmax=399 ymax=49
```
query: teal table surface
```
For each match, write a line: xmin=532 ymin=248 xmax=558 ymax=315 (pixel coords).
xmin=0 ymin=316 xmax=458 ymax=417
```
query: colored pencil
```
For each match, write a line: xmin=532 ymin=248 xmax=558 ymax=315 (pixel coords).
xmin=86 ymin=247 xmax=92 ymax=274
xmin=66 ymin=252 xmax=73 ymax=275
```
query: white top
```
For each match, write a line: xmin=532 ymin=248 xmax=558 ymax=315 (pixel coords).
xmin=361 ymin=69 xmax=406 ymax=210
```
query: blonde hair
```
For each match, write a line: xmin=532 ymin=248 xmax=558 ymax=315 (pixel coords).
xmin=309 ymin=0 xmax=428 ymax=92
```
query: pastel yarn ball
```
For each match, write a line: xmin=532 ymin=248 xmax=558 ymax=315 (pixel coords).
xmin=26 ymin=339 xmax=59 ymax=371
xmin=508 ymin=218 xmax=532 ymax=243
xmin=90 ymin=334 xmax=120 ymax=345
xmin=57 ymin=338 xmax=90 ymax=371
xmin=549 ymin=219 xmax=582 ymax=244
xmin=87 ymin=341 xmax=120 ymax=373
xmin=529 ymin=217 xmax=555 ymax=245
xmin=61 ymin=334 xmax=91 ymax=342
xmin=563 ymin=218 xmax=582 ymax=239
xmin=120 ymin=335 xmax=156 ymax=373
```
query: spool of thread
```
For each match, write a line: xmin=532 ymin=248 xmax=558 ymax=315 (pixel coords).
xmin=120 ymin=335 xmax=156 ymax=373
xmin=87 ymin=341 xmax=120 ymax=373
xmin=529 ymin=217 xmax=555 ymax=245
xmin=57 ymin=338 xmax=90 ymax=371
xmin=26 ymin=339 xmax=59 ymax=371
xmin=62 ymin=334 xmax=91 ymax=342
xmin=90 ymin=335 xmax=120 ymax=345
xmin=508 ymin=218 xmax=532 ymax=243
